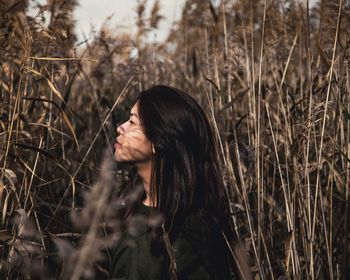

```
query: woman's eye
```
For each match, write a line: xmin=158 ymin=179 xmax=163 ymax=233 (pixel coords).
xmin=129 ymin=120 xmax=135 ymax=125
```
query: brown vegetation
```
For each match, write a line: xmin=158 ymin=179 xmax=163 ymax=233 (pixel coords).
xmin=1 ymin=0 xmax=349 ymax=279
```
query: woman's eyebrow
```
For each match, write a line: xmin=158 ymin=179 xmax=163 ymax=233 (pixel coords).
xmin=130 ymin=112 xmax=139 ymax=118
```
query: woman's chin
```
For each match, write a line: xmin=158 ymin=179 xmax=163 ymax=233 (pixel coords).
xmin=114 ymin=152 xmax=122 ymax=162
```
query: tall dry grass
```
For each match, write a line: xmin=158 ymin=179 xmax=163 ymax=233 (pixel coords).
xmin=1 ymin=0 xmax=349 ymax=279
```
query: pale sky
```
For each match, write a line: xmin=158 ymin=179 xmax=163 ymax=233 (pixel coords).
xmin=74 ymin=0 xmax=187 ymax=43
xmin=28 ymin=0 xmax=186 ymax=43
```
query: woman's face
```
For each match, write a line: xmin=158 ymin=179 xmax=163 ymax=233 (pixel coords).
xmin=114 ymin=102 xmax=153 ymax=164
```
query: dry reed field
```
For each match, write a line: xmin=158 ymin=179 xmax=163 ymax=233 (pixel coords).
xmin=1 ymin=0 xmax=350 ymax=279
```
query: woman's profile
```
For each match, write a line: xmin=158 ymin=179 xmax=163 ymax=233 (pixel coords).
xmin=107 ymin=85 xmax=249 ymax=279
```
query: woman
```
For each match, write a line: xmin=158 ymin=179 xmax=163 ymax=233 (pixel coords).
xmin=109 ymin=85 xmax=243 ymax=279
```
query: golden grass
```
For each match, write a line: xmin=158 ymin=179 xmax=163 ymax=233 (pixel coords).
xmin=1 ymin=0 xmax=349 ymax=279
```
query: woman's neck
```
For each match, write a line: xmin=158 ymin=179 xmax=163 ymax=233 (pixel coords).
xmin=135 ymin=161 xmax=153 ymax=206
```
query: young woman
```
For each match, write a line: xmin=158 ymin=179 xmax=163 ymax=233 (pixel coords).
xmin=109 ymin=85 xmax=246 ymax=279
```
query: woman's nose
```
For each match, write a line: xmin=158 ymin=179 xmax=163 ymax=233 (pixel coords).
xmin=116 ymin=124 xmax=123 ymax=135
xmin=116 ymin=122 xmax=126 ymax=135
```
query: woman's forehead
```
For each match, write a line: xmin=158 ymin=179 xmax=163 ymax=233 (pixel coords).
xmin=130 ymin=103 xmax=139 ymax=118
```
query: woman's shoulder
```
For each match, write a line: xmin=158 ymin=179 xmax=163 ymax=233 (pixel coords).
xmin=175 ymin=208 xmax=223 ymax=254
xmin=181 ymin=209 xmax=216 ymax=236
xmin=173 ymin=209 xmax=234 ymax=279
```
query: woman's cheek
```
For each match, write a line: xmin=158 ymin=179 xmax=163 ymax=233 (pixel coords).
xmin=123 ymin=138 xmax=134 ymax=156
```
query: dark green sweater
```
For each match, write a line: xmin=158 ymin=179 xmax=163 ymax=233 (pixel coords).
xmin=108 ymin=203 xmax=235 ymax=280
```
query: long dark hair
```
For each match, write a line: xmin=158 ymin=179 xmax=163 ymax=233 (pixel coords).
xmin=136 ymin=85 xmax=234 ymax=243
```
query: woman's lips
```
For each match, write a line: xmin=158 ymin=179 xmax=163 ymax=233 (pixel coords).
xmin=114 ymin=142 xmax=122 ymax=149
